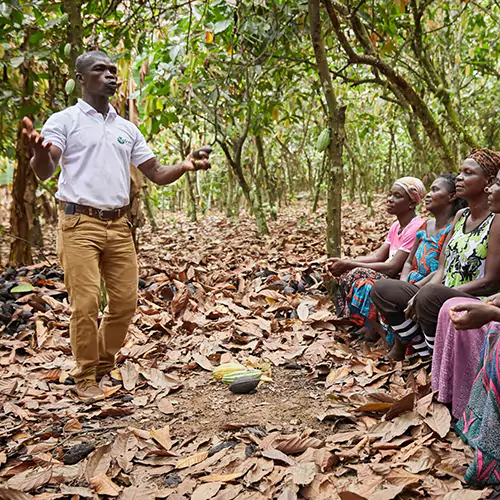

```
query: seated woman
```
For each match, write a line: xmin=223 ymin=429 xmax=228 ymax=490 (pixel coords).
xmin=431 ymin=164 xmax=500 ymax=421
xmin=326 ymin=177 xmax=425 ymax=340
xmin=387 ymin=174 xmax=467 ymax=358
xmin=371 ymin=149 xmax=500 ymax=359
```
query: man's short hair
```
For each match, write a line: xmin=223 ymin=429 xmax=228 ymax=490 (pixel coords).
xmin=75 ymin=51 xmax=110 ymax=74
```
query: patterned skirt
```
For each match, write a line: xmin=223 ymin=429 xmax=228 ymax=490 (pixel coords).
xmin=335 ymin=267 xmax=387 ymax=327
xmin=456 ymin=323 xmax=500 ymax=485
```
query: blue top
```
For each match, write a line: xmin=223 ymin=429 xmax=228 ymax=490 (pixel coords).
xmin=407 ymin=221 xmax=452 ymax=284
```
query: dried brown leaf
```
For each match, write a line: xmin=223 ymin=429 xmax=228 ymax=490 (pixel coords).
xmin=278 ymin=485 xmax=298 ymax=500
xmin=371 ymin=485 xmax=406 ymax=500
xmin=245 ymin=458 xmax=274 ymax=483
xmin=339 ymin=493 xmax=367 ymax=500
xmin=191 ymin=482 xmax=223 ymax=500
xmin=200 ymin=472 xmax=245 ymax=482
xmin=63 ymin=417 xmax=83 ymax=432
xmin=176 ymin=451 xmax=209 ymax=469
xmin=112 ymin=431 xmax=138 ymax=473
xmin=171 ymin=288 xmax=189 ymax=316
xmin=424 ymin=403 xmax=451 ymax=438
xmin=261 ymin=448 xmax=296 ymax=465
xmin=381 ymin=411 xmax=421 ymax=442
xmin=192 ymin=352 xmax=214 ymax=371
xmin=118 ymin=486 xmax=157 ymax=499
xmin=385 ymin=393 xmax=416 ymax=421
xmin=289 ymin=461 xmax=316 ymax=486
xmin=212 ymin=485 xmax=243 ymax=500
xmin=120 ymin=360 xmax=139 ymax=391
xmin=273 ymin=435 xmax=324 ymax=455
xmin=415 ymin=392 xmax=435 ymax=418
xmin=403 ymin=447 xmax=440 ymax=474
xmin=325 ymin=365 xmax=350 ymax=387
xmin=140 ymin=367 xmax=183 ymax=391
xmin=157 ymin=399 xmax=176 ymax=414
xmin=443 ymin=491 xmax=488 ymax=500
xmin=36 ymin=320 xmax=49 ymax=349
xmin=6 ymin=467 xmax=52 ymax=492
xmin=297 ymin=302 xmax=309 ymax=322
xmin=0 ymin=488 xmax=34 ymax=500
xmin=59 ymin=485 xmax=95 ymax=498
xmin=90 ymin=473 xmax=122 ymax=496
xmin=150 ymin=425 xmax=172 ymax=451
xmin=354 ymin=402 xmax=393 ymax=413
xmin=85 ymin=444 xmax=111 ymax=481
xmin=385 ymin=468 xmax=421 ymax=487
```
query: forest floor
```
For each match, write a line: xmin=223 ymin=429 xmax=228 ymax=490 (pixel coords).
xmin=0 ymin=198 xmax=496 ymax=499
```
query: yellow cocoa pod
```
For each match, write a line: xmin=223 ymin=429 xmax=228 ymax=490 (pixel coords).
xmin=213 ymin=362 xmax=246 ymax=380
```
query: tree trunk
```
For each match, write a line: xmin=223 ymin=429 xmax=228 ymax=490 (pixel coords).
xmin=126 ymin=73 xmax=155 ymax=236
xmin=9 ymin=120 xmax=42 ymax=266
xmin=308 ymin=0 xmax=346 ymax=257
xmin=185 ymin=172 xmax=197 ymax=222
xmin=9 ymin=54 xmax=43 ymax=266
xmin=312 ymin=153 xmax=327 ymax=213
xmin=62 ymin=0 xmax=83 ymax=102
xmin=255 ymin=134 xmax=277 ymax=217
xmin=226 ymin=164 xmax=236 ymax=217
xmin=219 ymin=138 xmax=269 ymax=234
xmin=128 ymin=165 xmax=146 ymax=248
xmin=141 ymin=181 xmax=158 ymax=231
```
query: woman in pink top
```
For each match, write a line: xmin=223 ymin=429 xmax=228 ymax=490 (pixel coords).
xmin=326 ymin=177 xmax=426 ymax=341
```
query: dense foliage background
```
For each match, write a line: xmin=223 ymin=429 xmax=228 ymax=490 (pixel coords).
xmin=1 ymin=0 xmax=499 ymax=262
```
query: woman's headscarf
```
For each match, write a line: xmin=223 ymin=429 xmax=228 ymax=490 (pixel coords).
xmin=467 ymin=148 xmax=500 ymax=178
xmin=393 ymin=177 xmax=426 ymax=205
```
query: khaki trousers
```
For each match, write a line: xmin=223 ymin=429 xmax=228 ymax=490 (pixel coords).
xmin=57 ymin=211 xmax=138 ymax=382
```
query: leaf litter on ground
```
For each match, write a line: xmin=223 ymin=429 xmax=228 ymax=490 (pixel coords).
xmin=0 ymin=199 xmax=494 ymax=498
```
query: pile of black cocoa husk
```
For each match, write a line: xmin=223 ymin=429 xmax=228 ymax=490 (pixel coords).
xmin=0 ymin=265 xmax=65 ymax=335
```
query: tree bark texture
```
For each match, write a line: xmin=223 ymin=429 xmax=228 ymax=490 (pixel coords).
xmin=255 ymin=134 xmax=277 ymax=215
xmin=62 ymin=0 xmax=83 ymax=81
xmin=309 ymin=0 xmax=346 ymax=257
xmin=9 ymin=55 xmax=42 ymax=266
xmin=219 ymin=138 xmax=269 ymax=234
xmin=9 ymin=121 xmax=41 ymax=266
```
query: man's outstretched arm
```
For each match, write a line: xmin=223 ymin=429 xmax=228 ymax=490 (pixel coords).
xmin=138 ymin=153 xmax=210 ymax=186
xmin=23 ymin=117 xmax=62 ymax=180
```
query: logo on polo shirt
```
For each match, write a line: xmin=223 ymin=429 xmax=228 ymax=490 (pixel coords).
xmin=117 ymin=136 xmax=132 ymax=145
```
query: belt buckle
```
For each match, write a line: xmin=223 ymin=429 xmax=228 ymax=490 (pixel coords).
xmin=98 ymin=209 xmax=112 ymax=221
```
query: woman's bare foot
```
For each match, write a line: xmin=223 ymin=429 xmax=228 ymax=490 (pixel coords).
xmin=388 ymin=340 xmax=406 ymax=361
xmin=360 ymin=327 xmax=379 ymax=342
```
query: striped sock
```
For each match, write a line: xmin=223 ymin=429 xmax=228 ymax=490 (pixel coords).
xmin=392 ymin=318 xmax=422 ymax=341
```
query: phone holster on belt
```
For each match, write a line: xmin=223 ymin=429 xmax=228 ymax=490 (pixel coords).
xmin=64 ymin=203 xmax=76 ymax=215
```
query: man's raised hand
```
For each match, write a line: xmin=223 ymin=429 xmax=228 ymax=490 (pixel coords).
xmin=182 ymin=146 xmax=212 ymax=172
xmin=22 ymin=117 xmax=52 ymax=154
xmin=23 ymin=116 xmax=60 ymax=180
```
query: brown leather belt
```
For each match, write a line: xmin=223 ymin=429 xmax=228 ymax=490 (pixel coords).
xmin=63 ymin=202 xmax=129 ymax=221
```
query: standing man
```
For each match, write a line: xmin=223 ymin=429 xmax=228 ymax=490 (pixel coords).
xmin=23 ymin=51 xmax=210 ymax=400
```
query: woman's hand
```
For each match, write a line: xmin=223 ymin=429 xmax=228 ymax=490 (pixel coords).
xmin=325 ymin=258 xmax=353 ymax=277
xmin=449 ymin=302 xmax=498 ymax=330
xmin=404 ymin=293 xmax=418 ymax=321
xmin=484 ymin=293 xmax=500 ymax=308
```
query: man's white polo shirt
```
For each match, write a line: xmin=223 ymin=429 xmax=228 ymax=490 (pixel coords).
xmin=41 ymin=99 xmax=155 ymax=210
